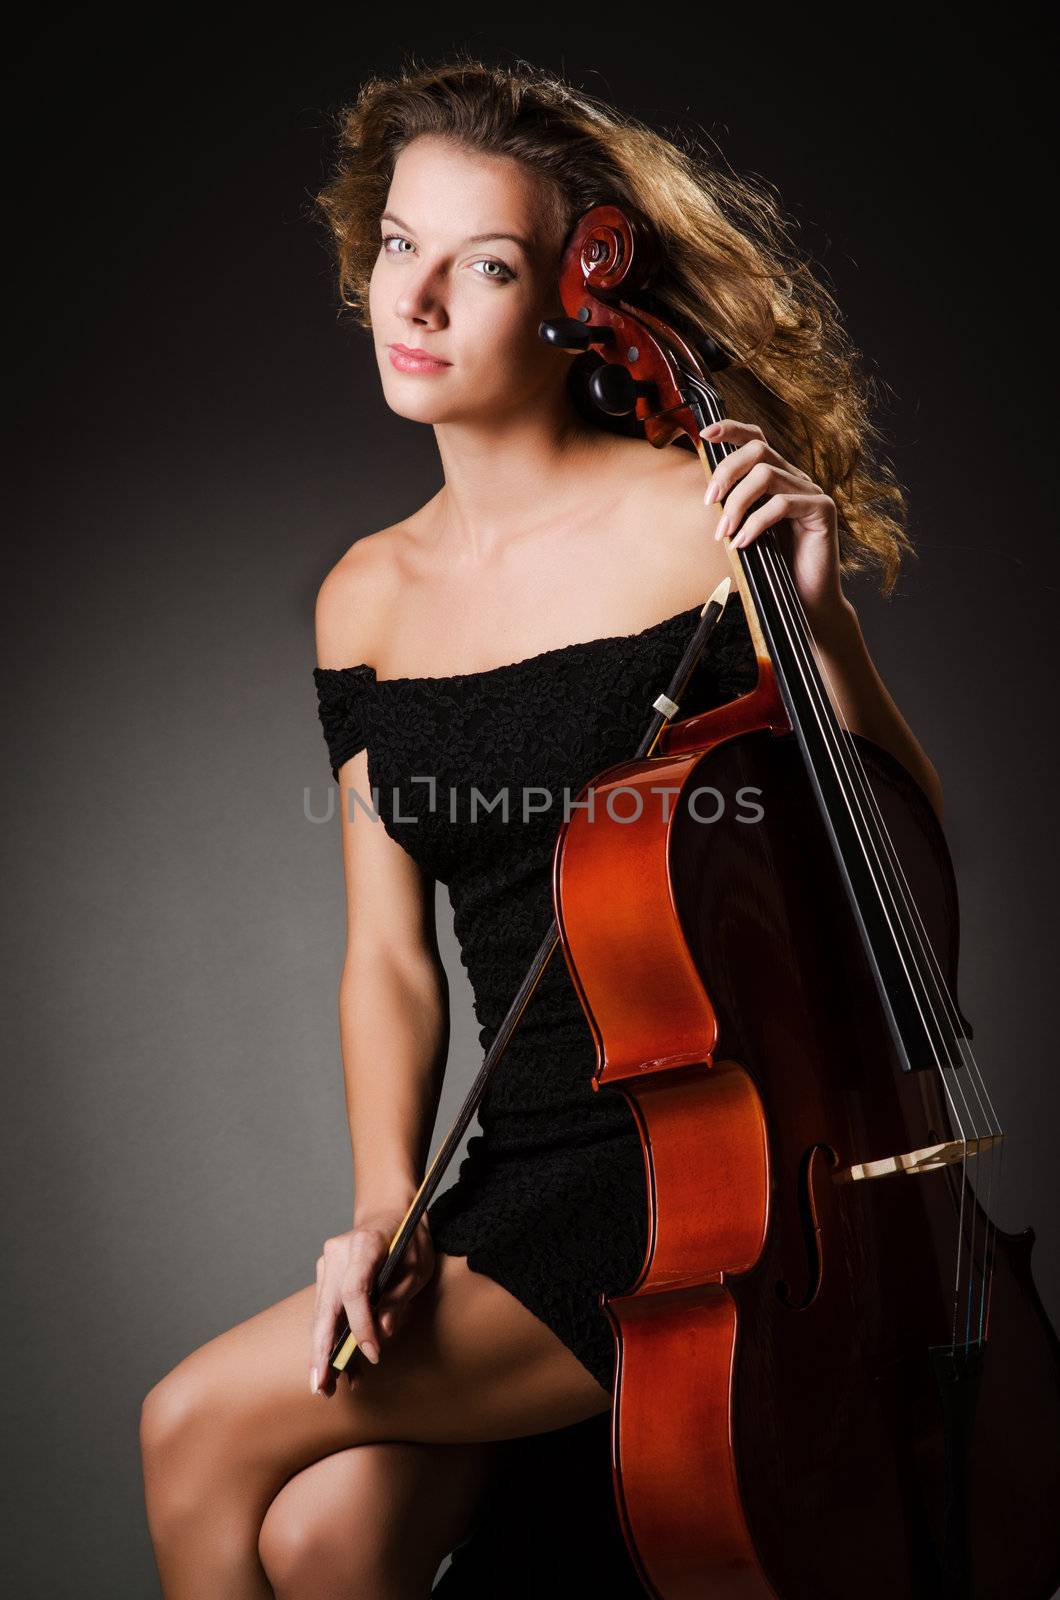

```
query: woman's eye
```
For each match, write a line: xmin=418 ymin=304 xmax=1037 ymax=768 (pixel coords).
xmin=381 ymin=234 xmax=414 ymax=255
xmin=471 ymin=259 xmax=515 ymax=283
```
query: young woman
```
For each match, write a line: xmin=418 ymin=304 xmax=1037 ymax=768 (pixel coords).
xmin=139 ymin=58 xmax=943 ymax=1598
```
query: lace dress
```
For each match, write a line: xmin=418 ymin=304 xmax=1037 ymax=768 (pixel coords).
xmin=312 ymin=598 xmax=757 ymax=1393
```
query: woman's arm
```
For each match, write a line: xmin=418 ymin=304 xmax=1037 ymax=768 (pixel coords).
xmin=310 ymin=549 xmax=447 ymax=1389
xmin=807 ymin=598 xmax=945 ymax=825
xmin=336 ymin=741 xmax=450 ymax=1220
xmin=314 ymin=535 xmax=448 ymax=1218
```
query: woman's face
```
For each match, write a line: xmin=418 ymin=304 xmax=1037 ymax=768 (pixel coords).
xmin=368 ymin=135 xmax=569 ymax=427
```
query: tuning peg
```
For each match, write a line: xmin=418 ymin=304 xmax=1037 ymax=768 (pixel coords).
xmin=588 ymin=363 xmax=657 ymax=418
xmin=538 ymin=316 xmax=615 ymax=351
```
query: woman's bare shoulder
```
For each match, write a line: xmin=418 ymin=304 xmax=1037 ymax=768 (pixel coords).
xmin=314 ymin=520 xmax=414 ymax=671
xmin=608 ymin=440 xmax=729 ymax=601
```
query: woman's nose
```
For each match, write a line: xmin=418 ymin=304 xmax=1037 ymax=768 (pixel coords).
xmin=395 ymin=267 xmax=446 ymax=328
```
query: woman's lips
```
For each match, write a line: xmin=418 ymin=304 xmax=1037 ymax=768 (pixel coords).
xmin=388 ymin=344 xmax=452 ymax=374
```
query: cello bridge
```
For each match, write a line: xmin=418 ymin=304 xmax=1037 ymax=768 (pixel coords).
xmin=838 ymin=1133 xmax=1004 ymax=1184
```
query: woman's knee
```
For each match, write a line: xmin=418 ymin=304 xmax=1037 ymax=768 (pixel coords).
xmin=140 ymin=1355 xmax=231 ymax=1525
xmin=141 ymin=1364 xmax=194 ymax=1475
xmin=257 ymin=1475 xmax=402 ymax=1596
xmin=257 ymin=1442 xmax=493 ymax=1597
xmin=257 ymin=1502 xmax=338 ymax=1594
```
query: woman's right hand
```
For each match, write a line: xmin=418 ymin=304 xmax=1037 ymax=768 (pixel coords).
xmin=309 ymin=1206 xmax=436 ymax=1396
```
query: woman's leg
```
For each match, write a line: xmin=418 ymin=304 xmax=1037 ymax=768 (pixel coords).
xmin=257 ymin=1439 xmax=497 ymax=1599
xmin=140 ymin=1251 xmax=610 ymax=1597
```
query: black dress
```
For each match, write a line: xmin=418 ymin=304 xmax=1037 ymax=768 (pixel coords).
xmin=311 ymin=597 xmax=758 ymax=1394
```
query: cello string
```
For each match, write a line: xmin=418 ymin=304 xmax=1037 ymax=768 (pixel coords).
xmin=698 ymin=418 xmax=975 ymax=1116
xmin=758 ymin=531 xmax=997 ymax=1127
xmin=751 ymin=529 xmax=983 ymax=1344
xmin=695 ymin=403 xmax=982 ymax=1339
xmin=692 ymin=385 xmax=994 ymax=1157
xmin=752 ymin=511 xmax=1000 ymax=1132
xmin=719 ymin=418 xmax=1003 ymax=1349
xmin=760 ymin=536 xmax=1002 ymax=1345
xmin=733 ymin=442 xmax=1004 ymax=1342
xmin=758 ymin=537 xmax=995 ymax=1345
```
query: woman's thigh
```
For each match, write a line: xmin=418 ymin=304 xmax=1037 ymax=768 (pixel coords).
xmin=141 ymin=1250 xmax=611 ymax=1516
xmin=257 ymin=1438 xmax=497 ymax=1595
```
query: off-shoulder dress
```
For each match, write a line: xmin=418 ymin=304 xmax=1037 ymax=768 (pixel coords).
xmin=312 ymin=598 xmax=758 ymax=1393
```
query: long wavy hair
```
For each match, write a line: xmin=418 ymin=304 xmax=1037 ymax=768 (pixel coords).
xmin=314 ymin=55 xmax=911 ymax=593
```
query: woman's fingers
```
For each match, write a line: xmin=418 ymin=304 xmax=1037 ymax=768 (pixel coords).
xmin=308 ymin=1231 xmax=383 ymax=1395
xmin=371 ymin=1228 xmax=436 ymax=1345
xmin=700 ymin=417 xmax=763 ymax=446
xmin=338 ymin=1233 xmax=384 ymax=1367
xmin=728 ymin=491 xmax=813 ymax=549
xmin=710 ymin=460 xmax=782 ymax=539
xmin=372 ymin=1264 xmax=426 ymax=1341
xmin=374 ymin=1268 xmax=424 ymax=1335
xmin=307 ymin=1216 xmax=435 ymax=1394
xmin=310 ymin=1272 xmax=344 ymax=1396
xmin=703 ymin=433 xmax=778 ymax=505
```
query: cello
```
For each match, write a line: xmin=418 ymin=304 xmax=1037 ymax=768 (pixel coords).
xmin=331 ymin=204 xmax=1060 ymax=1598
xmin=545 ymin=204 xmax=1060 ymax=1598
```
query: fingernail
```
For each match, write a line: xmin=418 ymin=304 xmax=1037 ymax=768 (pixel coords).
xmin=716 ymin=517 xmax=730 ymax=540
xmin=362 ymin=1341 xmax=380 ymax=1365
xmin=704 ymin=481 xmax=717 ymax=504
xmin=310 ymin=1366 xmax=319 ymax=1395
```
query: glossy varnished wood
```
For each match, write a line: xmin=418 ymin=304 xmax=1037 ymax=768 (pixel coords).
xmin=552 ymin=674 xmax=1060 ymax=1599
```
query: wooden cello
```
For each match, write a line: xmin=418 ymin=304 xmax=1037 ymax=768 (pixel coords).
xmin=541 ymin=205 xmax=1060 ymax=1598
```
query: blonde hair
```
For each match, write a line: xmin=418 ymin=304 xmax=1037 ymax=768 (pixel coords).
xmin=315 ymin=54 xmax=912 ymax=594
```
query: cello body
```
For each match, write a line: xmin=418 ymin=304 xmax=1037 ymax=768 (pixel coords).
xmin=553 ymin=659 xmax=1060 ymax=1599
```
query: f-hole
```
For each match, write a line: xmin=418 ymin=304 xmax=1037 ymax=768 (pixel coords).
xmin=775 ymin=1142 xmax=833 ymax=1310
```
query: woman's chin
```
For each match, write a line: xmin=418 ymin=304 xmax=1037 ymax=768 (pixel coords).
xmin=380 ymin=387 xmax=492 ymax=427
xmin=383 ymin=396 xmax=458 ymax=425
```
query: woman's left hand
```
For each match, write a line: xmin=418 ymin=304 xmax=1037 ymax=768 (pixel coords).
xmin=701 ymin=418 xmax=849 ymax=634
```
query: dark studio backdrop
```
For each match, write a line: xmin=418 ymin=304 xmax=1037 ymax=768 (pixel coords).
xmin=6 ymin=9 xmax=1058 ymax=1596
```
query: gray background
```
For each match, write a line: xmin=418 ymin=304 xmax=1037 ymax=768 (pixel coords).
xmin=6 ymin=9 xmax=1057 ymax=1596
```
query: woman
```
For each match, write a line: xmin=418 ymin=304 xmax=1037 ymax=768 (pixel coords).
xmin=139 ymin=57 xmax=943 ymax=1597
